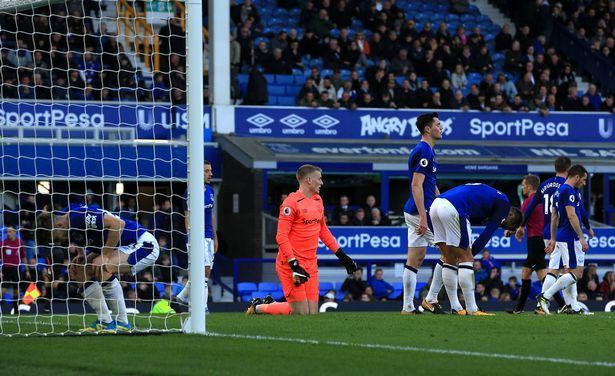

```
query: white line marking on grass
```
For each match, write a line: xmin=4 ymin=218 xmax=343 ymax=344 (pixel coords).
xmin=208 ymin=332 xmax=615 ymax=369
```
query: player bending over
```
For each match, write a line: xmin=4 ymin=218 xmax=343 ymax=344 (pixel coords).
xmin=246 ymin=164 xmax=357 ymax=315
xmin=429 ymin=183 xmax=522 ymax=315
xmin=402 ymin=112 xmax=447 ymax=315
xmin=537 ymin=165 xmax=592 ymax=314
xmin=514 ymin=157 xmax=570 ymax=313
xmin=38 ymin=204 xmax=160 ymax=332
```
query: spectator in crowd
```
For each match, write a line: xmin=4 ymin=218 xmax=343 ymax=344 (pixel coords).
xmin=351 ymin=208 xmax=367 ymax=226
xmin=481 ymin=250 xmax=500 ymax=273
xmin=504 ymin=276 xmax=520 ymax=300
xmin=476 ymin=282 xmax=488 ymax=302
xmin=369 ymin=268 xmax=394 ymax=301
xmin=341 ymin=267 xmax=368 ymax=301
xmin=336 ymin=212 xmax=351 ymax=226
xmin=334 ymin=195 xmax=353 ymax=219
xmin=489 ymin=287 xmax=501 ymax=302
xmin=579 ymin=264 xmax=600 ymax=296
xmin=1 ymin=226 xmax=28 ymax=313
xmin=496 ymin=24 xmax=513 ymax=52
xmin=244 ymin=67 xmax=268 ymax=105
xmin=368 ymin=207 xmax=390 ymax=226
xmin=484 ymin=267 xmax=505 ymax=294
xmin=473 ymin=260 xmax=488 ymax=283
xmin=451 ymin=64 xmax=468 ymax=90
xmin=599 ymin=271 xmax=615 ymax=300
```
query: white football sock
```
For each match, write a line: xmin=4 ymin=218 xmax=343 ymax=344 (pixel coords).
xmin=177 ymin=280 xmax=191 ymax=303
xmin=425 ymin=260 xmax=444 ymax=303
xmin=102 ymin=276 xmax=128 ymax=324
xmin=541 ymin=273 xmax=557 ymax=293
xmin=402 ymin=265 xmax=418 ymax=312
xmin=204 ymin=280 xmax=209 ymax=311
xmin=442 ymin=263 xmax=463 ymax=311
xmin=569 ymin=282 xmax=580 ymax=311
xmin=84 ymin=281 xmax=112 ymax=324
xmin=563 ymin=284 xmax=572 ymax=306
xmin=544 ymin=273 xmax=576 ymax=300
xmin=458 ymin=262 xmax=478 ymax=313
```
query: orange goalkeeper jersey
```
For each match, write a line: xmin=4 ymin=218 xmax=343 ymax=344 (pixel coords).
xmin=276 ymin=190 xmax=339 ymax=263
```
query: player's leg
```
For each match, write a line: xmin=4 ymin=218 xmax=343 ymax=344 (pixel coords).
xmin=566 ymin=241 xmax=585 ymax=313
xmin=249 ymin=260 xmax=296 ymax=315
xmin=176 ymin=238 xmax=214 ymax=312
xmin=515 ymin=237 xmax=545 ymax=313
xmin=70 ymin=253 xmax=113 ymax=331
xmin=305 ymin=265 xmax=319 ymax=315
xmin=420 ymin=203 xmax=446 ymax=313
xmin=101 ymin=233 xmax=160 ymax=328
xmin=430 ymin=199 xmax=464 ymax=313
xmin=403 ymin=212 xmax=427 ymax=314
xmin=539 ymin=242 xmax=578 ymax=314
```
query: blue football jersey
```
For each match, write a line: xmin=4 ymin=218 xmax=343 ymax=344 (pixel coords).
xmin=553 ymin=184 xmax=583 ymax=242
xmin=522 ymin=176 xmax=565 ymax=239
xmin=66 ymin=204 xmax=145 ymax=247
xmin=440 ymin=183 xmax=511 ymax=255
xmin=404 ymin=141 xmax=437 ymax=215
xmin=183 ymin=184 xmax=215 ymax=239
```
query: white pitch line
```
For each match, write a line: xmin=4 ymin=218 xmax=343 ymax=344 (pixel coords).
xmin=207 ymin=332 xmax=615 ymax=369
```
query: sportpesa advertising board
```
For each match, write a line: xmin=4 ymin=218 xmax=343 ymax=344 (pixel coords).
xmin=236 ymin=107 xmax=614 ymax=142
xmin=317 ymin=227 xmax=615 ymax=260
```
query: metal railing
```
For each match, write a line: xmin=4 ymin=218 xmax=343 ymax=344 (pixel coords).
xmin=117 ymin=0 xmax=160 ymax=72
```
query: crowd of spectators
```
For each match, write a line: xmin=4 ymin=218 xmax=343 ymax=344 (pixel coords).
xmin=234 ymin=0 xmax=614 ymax=113
xmin=330 ymin=194 xmax=392 ymax=226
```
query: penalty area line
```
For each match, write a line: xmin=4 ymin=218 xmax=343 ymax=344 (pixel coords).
xmin=207 ymin=332 xmax=615 ymax=369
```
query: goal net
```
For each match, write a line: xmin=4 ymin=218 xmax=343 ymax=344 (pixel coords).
xmin=0 ymin=0 xmax=201 ymax=335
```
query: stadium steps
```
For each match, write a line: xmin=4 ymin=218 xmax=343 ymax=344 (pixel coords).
xmin=473 ymin=0 xmax=516 ymax=35
xmin=102 ymin=2 xmax=154 ymax=83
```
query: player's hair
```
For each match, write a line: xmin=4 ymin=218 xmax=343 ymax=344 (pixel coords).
xmin=296 ymin=164 xmax=322 ymax=181
xmin=416 ymin=112 xmax=439 ymax=134
xmin=554 ymin=156 xmax=572 ymax=173
xmin=204 ymin=160 xmax=211 ymax=166
xmin=522 ymin=174 xmax=540 ymax=189
xmin=567 ymin=164 xmax=588 ymax=178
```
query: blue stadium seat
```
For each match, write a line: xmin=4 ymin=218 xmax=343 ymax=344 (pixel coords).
xmin=154 ymin=282 xmax=166 ymax=296
xmin=272 ymin=291 xmax=285 ymax=300
xmin=171 ymin=283 xmax=184 ymax=296
xmin=319 ymin=282 xmax=335 ymax=293
xmin=258 ymin=282 xmax=278 ymax=292
xmin=241 ymin=294 xmax=253 ymax=302
xmin=268 ymin=85 xmax=286 ymax=96
xmin=286 ymin=85 xmax=302 ymax=97
xmin=320 ymin=69 xmax=333 ymax=78
xmin=388 ymin=282 xmax=403 ymax=299
xmin=275 ymin=75 xmax=294 ymax=85
xmin=263 ymin=74 xmax=275 ymax=83
xmin=237 ymin=74 xmax=250 ymax=85
xmin=277 ymin=96 xmax=296 ymax=106
xmin=267 ymin=96 xmax=278 ymax=105
xmin=237 ymin=282 xmax=258 ymax=295
xmin=251 ymin=291 xmax=269 ymax=299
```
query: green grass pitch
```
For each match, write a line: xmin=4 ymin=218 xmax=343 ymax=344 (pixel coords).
xmin=1 ymin=312 xmax=614 ymax=375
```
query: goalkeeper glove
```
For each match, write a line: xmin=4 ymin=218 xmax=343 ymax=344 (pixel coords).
xmin=335 ymin=248 xmax=357 ymax=274
xmin=288 ymin=259 xmax=310 ymax=285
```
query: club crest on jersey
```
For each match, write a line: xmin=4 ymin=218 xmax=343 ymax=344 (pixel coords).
xmin=419 ymin=158 xmax=428 ymax=167
xmin=282 ymin=207 xmax=292 ymax=216
xmin=569 ymin=195 xmax=575 ymax=202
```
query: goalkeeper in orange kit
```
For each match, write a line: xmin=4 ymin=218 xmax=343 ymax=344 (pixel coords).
xmin=246 ymin=164 xmax=357 ymax=315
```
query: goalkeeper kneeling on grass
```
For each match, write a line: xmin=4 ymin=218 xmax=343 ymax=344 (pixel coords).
xmin=246 ymin=165 xmax=357 ymax=316
xmin=38 ymin=204 xmax=160 ymax=332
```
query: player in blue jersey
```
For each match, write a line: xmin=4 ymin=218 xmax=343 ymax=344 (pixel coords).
xmin=38 ymin=204 xmax=160 ymax=332
xmin=429 ymin=183 xmax=522 ymax=315
xmin=538 ymin=165 xmax=592 ymax=314
xmin=513 ymin=157 xmax=571 ymax=314
xmin=174 ymin=161 xmax=218 ymax=313
xmin=401 ymin=113 xmax=446 ymax=315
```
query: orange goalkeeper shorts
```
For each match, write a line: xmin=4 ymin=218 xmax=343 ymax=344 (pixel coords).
xmin=276 ymin=258 xmax=319 ymax=303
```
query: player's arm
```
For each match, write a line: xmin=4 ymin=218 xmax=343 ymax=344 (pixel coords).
xmin=320 ymin=215 xmax=357 ymax=274
xmin=565 ymin=205 xmax=588 ymax=251
xmin=184 ymin=209 xmax=189 ymax=236
xmin=212 ymin=211 xmax=218 ymax=253
xmin=275 ymin=201 xmax=297 ymax=262
xmin=578 ymin=198 xmax=594 ymax=238
xmin=471 ymin=200 xmax=510 ymax=256
xmin=102 ymin=213 xmax=125 ymax=253
xmin=411 ymin=172 xmax=428 ymax=235
xmin=546 ymin=206 xmax=558 ymax=253
xmin=435 ymin=185 xmax=440 ymax=197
